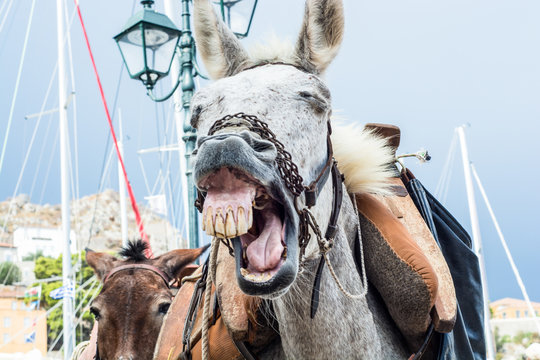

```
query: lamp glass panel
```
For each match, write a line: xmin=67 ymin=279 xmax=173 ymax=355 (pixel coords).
xmin=226 ymin=0 xmax=255 ymax=35
xmin=117 ymin=31 xmax=145 ymax=76
xmin=212 ymin=0 xmax=256 ymax=35
xmin=144 ymin=25 xmax=179 ymax=74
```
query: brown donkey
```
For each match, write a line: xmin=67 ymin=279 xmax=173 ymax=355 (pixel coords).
xmin=78 ymin=241 xmax=207 ymax=360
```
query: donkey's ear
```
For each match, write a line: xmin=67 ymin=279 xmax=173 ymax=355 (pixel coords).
xmin=294 ymin=0 xmax=345 ymax=74
xmin=193 ymin=0 xmax=251 ymax=79
xmin=153 ymin=245 xmax=209 ymax=280
xmin=86 ymin=251 xmax=119 ymax=282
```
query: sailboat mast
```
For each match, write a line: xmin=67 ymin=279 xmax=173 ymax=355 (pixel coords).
xmin=118 ymin=110 xmax=129 ymax=248
xmin=57 ymin=0 xmax=74 ymax=357
xmin=164 ymin=0 xmax=188 ymax=250
xmin=457 ymin=125 xmax=495 ymax=359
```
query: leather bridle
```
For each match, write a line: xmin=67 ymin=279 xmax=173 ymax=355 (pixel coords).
xmin=195 ymin=112 xmax=343 ymax=268
xmin=93 ymin=264 xmax=173 ymax=360
xmin=193 ymin=112 xmax=343 ymax=319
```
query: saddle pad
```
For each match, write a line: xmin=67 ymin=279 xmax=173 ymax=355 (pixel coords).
xmin=356 ymin=192 xmax=438 ymax=351
xmin=378 ymin=178 xmax=457 ymax=334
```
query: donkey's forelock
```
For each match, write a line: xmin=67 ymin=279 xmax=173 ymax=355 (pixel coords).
xmin=193 ymin=0 xmax=344 ymax=79
xmin=119 ymin=240 xmax=149 ymax=262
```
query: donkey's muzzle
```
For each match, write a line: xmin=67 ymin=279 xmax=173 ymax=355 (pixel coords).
xmin=193 ymin=131 xmax=278 ymax=188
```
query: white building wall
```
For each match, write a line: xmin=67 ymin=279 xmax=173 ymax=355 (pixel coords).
xmin=13 ymin=227 xmax=76 ymax=261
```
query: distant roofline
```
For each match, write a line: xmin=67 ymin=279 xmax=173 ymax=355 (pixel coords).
xmin=491 ymin=297 xmax=540 ymax=307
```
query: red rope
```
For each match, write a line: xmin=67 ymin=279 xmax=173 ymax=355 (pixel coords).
xmin=74 ymin=0 xmax=153 ymax=258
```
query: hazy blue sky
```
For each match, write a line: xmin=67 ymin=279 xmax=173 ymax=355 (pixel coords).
xmin=0 ymin=0 xmax=539 ymax=302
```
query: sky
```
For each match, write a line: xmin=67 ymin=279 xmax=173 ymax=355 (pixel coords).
xmin=0 ymin=0 xmax=539 ymax=303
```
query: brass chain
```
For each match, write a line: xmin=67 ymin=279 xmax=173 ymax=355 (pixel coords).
xmin=208 ymin=113 xmax=305 ymax=197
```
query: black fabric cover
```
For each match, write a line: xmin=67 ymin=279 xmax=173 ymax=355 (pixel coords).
xmin=404 ymin=177 xmax=486 ymax=360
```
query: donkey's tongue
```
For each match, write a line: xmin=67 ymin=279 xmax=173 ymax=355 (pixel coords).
xmin=243 ymin=206 xmax=284 ymax=273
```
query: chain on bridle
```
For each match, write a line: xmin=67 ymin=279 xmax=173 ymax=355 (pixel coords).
xmin=195 ymin=112 xmax=341 ymax=265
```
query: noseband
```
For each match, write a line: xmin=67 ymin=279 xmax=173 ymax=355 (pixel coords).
xmin=92 ymin=264 xmax=172 ymax=360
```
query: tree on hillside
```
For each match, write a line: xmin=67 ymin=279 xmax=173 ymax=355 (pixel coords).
xmin=33 ymin=252 xmax=99 ymax=349
xmin=0 ymin=261 xmax=21 ymax=285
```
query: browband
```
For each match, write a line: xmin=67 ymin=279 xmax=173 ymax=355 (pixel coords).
xmin=103 ymin=264 xmax=171 ymax=288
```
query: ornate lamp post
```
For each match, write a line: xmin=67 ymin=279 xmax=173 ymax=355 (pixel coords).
xmin=114 ymin=0 xmax=257 ymax=249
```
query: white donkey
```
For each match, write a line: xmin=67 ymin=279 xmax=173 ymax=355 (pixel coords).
xmin=190 ymin=0 xmax=410 ymax=358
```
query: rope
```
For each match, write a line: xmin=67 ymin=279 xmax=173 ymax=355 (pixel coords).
xmin=202 ymin=238 xmax=219 ymax=360
xmin=323 ymin=194 xmax=368 ymax=300
xmin=73 ymin=0 xmax=152 ymax=257
xmin=0 ymin=0 xmax=36 ymax=178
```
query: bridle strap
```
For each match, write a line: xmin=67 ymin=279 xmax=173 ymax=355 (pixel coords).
xmin=310 ymin=161 xmax=343 ymax=318
xmin=103 ymin=264 xmax=171 ymax=288
xmin=305 ymin=131 xmax=334 ymax=208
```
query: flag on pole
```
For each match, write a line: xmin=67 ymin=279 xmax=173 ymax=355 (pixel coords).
xmin=24 ymin=285 xmax=41 ymax=301
xmin=26 ymin=300 xmax=39 ymax=311
xmin=24 ymin=331 xmax=36 ymax=343
xmin=50 ymin=282 xmax=74 ymax=300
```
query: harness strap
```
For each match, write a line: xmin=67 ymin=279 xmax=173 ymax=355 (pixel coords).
xmin=310 ymin=161 xmax=343 ymax=318
xmin=305 ymin=130 xmax=334 ymax=208
xmin=103 ymin=264 xmax=171 ymax=288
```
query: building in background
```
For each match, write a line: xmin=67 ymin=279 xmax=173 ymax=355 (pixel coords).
xmin=0 ymin=286 xmax=46 ymax=355
xmin=491 ymin=298 xmax=540 ymax=320
xmin=0 ymin=244 xmax=17 ymax=263
xmin=490 ymin=298 xmax=540 ymax=337
xmin=13 ymin=227 xmax=76 ymax=261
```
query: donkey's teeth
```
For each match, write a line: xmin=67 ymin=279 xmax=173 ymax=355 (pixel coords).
xmin=225 ymin=209 xmax=236 ymax=237
xmin=237 ymin=207 xmax=248 ymax=235
xmin=215 ymin=210 xmax=226 ymax=238
xmin=205 ymin=207 xmax=214 ymax=236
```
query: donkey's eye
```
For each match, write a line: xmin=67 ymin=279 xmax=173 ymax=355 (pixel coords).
xmin=190 ymin=105 xmax=203 ymax=128
xmin=90 ymin=306 xmax=101 ymax=320
xmin=298 ymin=91 xmax=328 ymax=113
xmin=158 ymin=302 xmax=171 ymax=315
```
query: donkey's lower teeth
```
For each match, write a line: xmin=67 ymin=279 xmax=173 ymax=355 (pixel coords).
xmin=240 ymin=268 xmax=272 ymax=282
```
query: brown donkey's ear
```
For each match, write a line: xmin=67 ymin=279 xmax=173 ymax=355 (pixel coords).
xmin=153 ymin=245 xmax=210 ymax=281
xmin=86 ymin=250 xmax=119 ymax=282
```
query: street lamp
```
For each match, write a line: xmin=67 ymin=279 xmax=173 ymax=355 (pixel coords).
xmin=114 ymin=0 xmax=257 ymax=250
xmin=114 ymin=0 xmax=181 ymax=89
xmin=214 ymin=0 xmax=258 ymax=39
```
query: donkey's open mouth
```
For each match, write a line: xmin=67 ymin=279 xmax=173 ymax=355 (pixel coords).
xmin=199 ymin=167 xmax=289 ymax=283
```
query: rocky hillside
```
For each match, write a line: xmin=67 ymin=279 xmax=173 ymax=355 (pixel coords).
xmin=0 ymin=190 xmax=187 ymax=255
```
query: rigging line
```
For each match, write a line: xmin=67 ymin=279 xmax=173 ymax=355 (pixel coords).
xmin=0 ymin=0 xmax=37 ymax=178
xmin=0 ymin=0 xmax=13 ymax=33
xmin=74 ymin=0 xmax=152 ymax=257
xmin=39 ymin=127 xmax=60 ymax=204
xmin=0 ymin=261 xmax=15 ymax=285
xmin=0 ymin=0 xmax=9 ymax=19
xmin=440 ymin=136 xmax=457 ymax=205
xmin=1 ymin=67 xmax=58 ymax=235
xmin=434 ymin=129 xmax=457 ymax=201
xmin=48 ymin=278 xmax=100 ymax=353
xmin=471 ymin=164 xmax=540 ymax=334
xmin=29 ymin=111 xmax=56 ymax=199
xmin=138 ymin=156 xmax=152 ymax=195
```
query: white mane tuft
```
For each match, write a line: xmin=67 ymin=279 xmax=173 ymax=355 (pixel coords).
xmin=248 ymin=35 xmax=298 ymax=65
xmin=332 ymin=123 xmax=396 ymax=195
